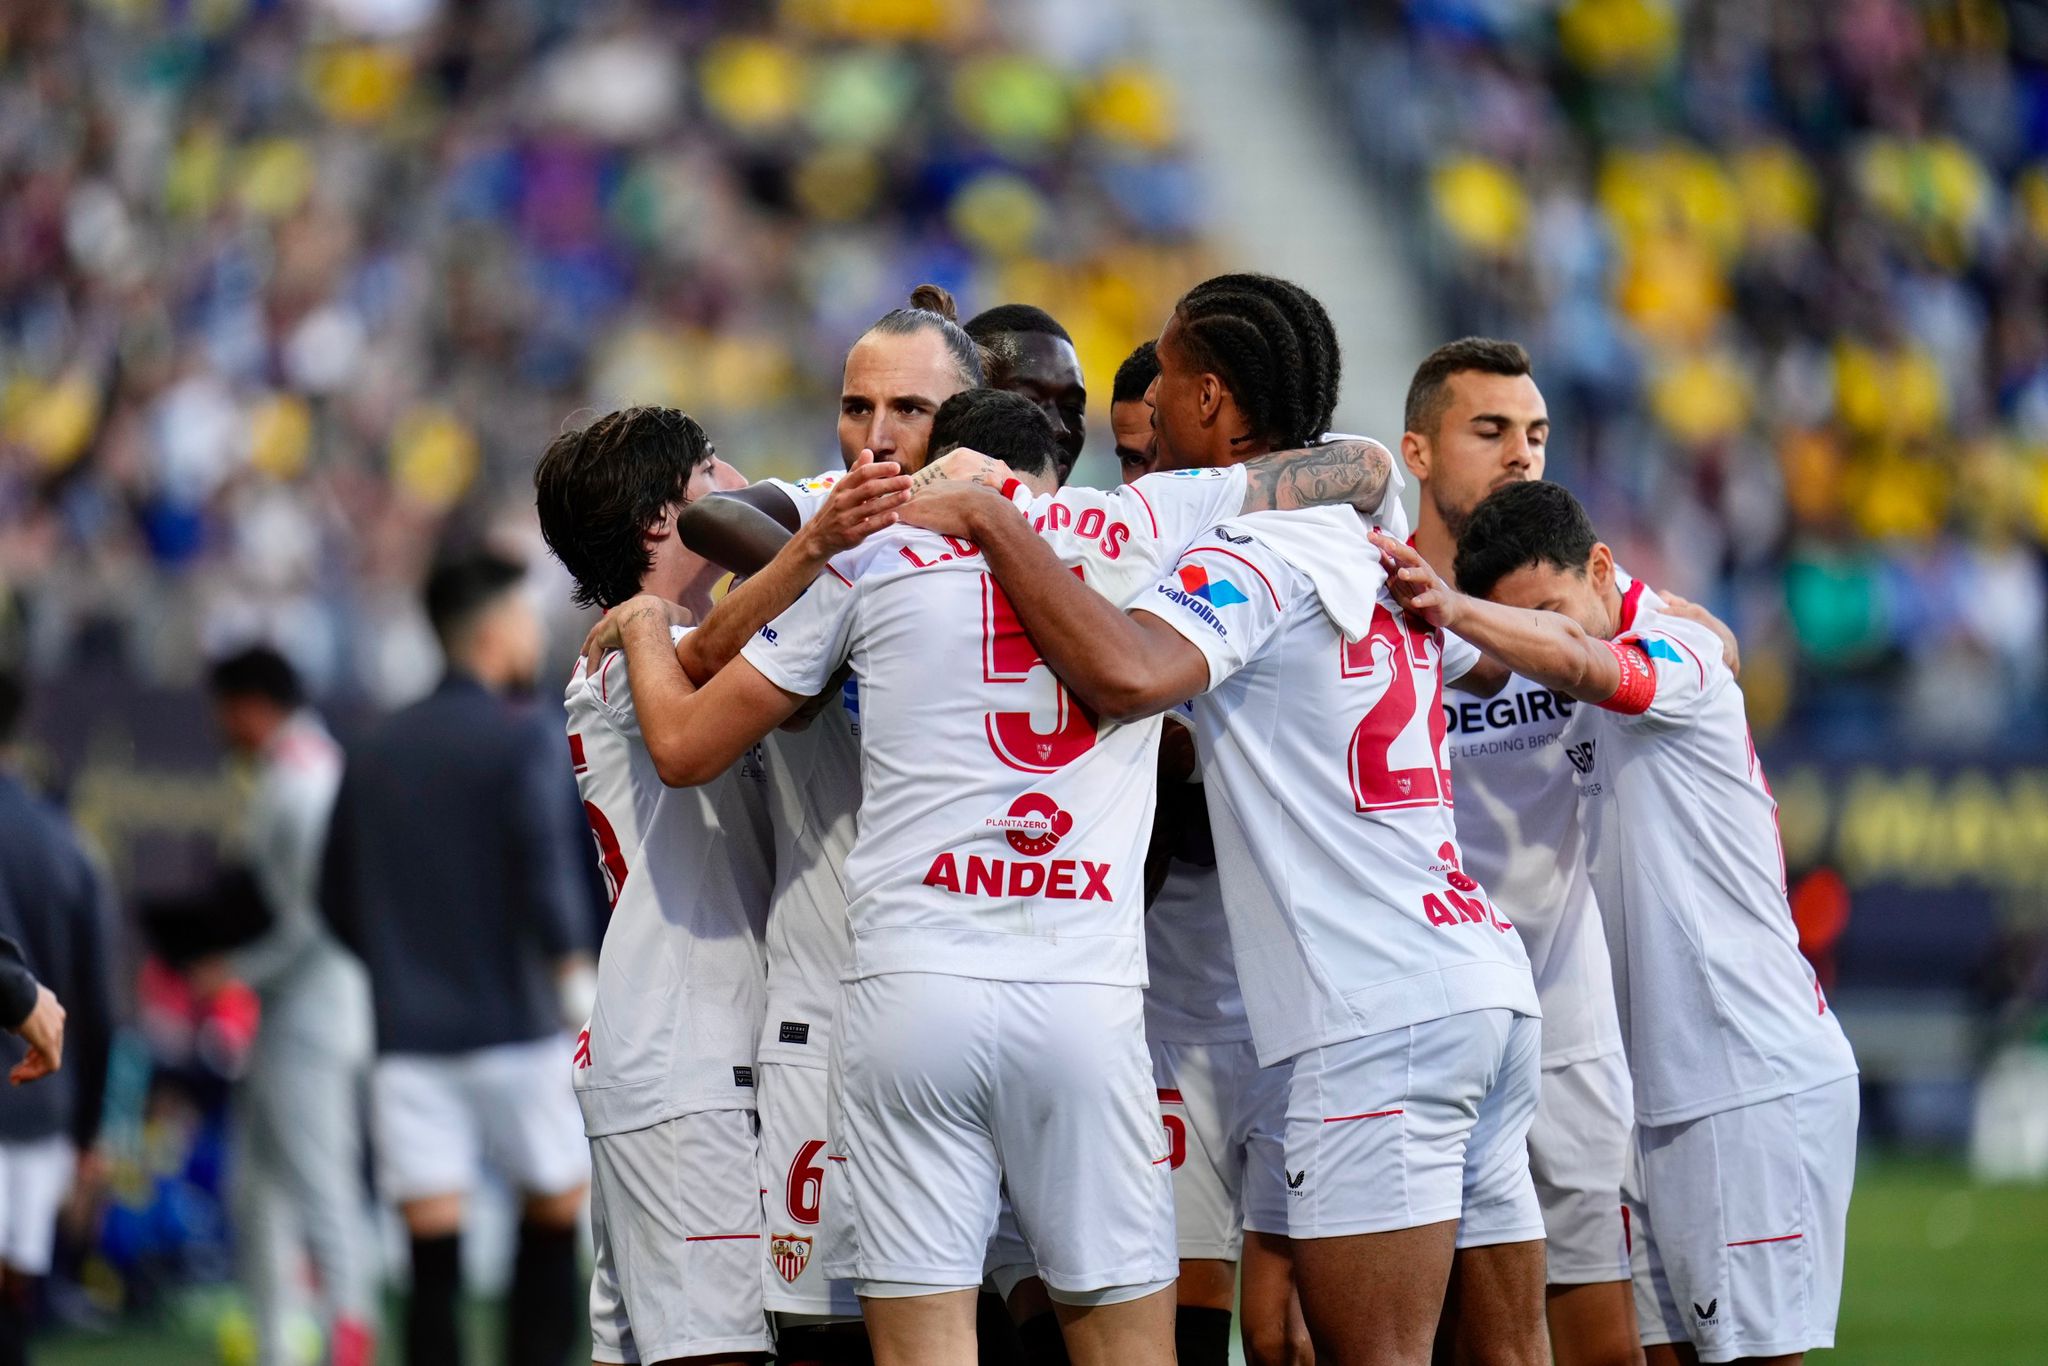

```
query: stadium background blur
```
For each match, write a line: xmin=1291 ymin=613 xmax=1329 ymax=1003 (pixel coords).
xmin=1 ymin=0 xmax=2045 ymax=1361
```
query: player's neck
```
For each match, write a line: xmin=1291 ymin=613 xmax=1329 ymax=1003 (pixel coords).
xmin=1412 ymin=499 xmax=1458 ymax=580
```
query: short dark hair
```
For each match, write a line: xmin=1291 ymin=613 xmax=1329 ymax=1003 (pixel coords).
xmin=208 ymin=646 xmax=305 ymax=709
xmin=535 ymin=407 xmax=716 ymax=611
xmin=860 ymin=284 xmax=985 ymax=389
xmin=927 ymin=388 xmax=1059 ymax=480
xmin=1404 ymin=337 xmax=1532 ymax=438
xmin=1453 ymin=480 xmax=1598 ymax=601
xmin=424 ymin=551 xmax=527 ymax=649
xmin=1112 ymin=341 xmax=1159 ymax=404
xmin=1170 ymin=273 xmax=1340 ymax=451
xmin=0 ymin=670 xmax=22 ymax=745
xmin=964 ymin=303 xmax=1074 ymax=378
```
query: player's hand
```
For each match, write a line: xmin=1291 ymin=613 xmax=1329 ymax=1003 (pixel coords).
xmin=185 ymin=953 xmax=234 ymax=1000
xmin=1370 ymin=529 xmax=1462 ymax=631
xmin=1657 ymin=591 xmax=1740 ymax=678
xmin=900 ymin=479 xmax=1018 ymax=540
xmin=910 ymin=447 xmax=1013 ymax=492
xmin=10 ymin=985 xmax=64 ymax=1085
xmin=799 ymin=450 xmax=911 ymax=558
xmin=582 ymin=595 xmax=694 ymax=673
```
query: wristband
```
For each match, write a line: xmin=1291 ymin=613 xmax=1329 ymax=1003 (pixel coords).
xmin=999 ymin=477 xmax=1030 ymax=509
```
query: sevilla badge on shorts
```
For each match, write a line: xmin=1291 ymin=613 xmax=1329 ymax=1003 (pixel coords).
xmin=771 ymin=1234 xmax=812 ymax=1283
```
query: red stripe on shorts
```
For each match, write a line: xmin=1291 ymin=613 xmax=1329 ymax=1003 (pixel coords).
xmin=684 ymin=1234 xmax=761 ymax=1243
xmin=1323 ymin=1109 xmax=1404 ymax=1124
xmin=1726 ymin=1233 xmax=1803 ymax=1247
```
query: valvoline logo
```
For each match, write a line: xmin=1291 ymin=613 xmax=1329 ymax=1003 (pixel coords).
xmin=1178 ymin=565 xmax=1249 ymax=607
xmin=985 ymin=792 xmax=1074 ymax=856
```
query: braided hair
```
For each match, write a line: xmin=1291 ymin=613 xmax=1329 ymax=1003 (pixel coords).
xmin=1169 ymin=273 xmax=1341 ymax=451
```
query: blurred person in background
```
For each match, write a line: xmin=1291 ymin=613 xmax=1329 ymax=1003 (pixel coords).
xmin=963 ymin=305 xmax=1089 ymax=486
xmin=1109 ymin=343 xmax=1162 ymax=484
xmin=0 ymin=672 xmax=110 ymax=1366
xmin=202 ymin=647 xmax=375 ymax=1366
xmin=320 ymin=553 xmax=598 ymax=1366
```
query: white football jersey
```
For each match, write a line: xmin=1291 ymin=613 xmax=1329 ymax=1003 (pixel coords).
xmin=1445 ymin=670 xmax=1623 ymax=1068
xmin=1141 ymin=508 xmax=1539 ymax=1067
xmin=756 ymin=471 xmax=860 ymax=1071
xmin=566 ymin=630 xmax=774 ymax=1136
xmin=1143 ymin=710 xmax=1250 ymax=1045
xmin=740 ymin=467 xmax=1249 ymax=987
xmin=1564 ymin=586 xmax=1856 ymax=1126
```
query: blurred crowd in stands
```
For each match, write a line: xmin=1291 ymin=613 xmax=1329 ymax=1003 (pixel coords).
xmin=0 ymin=0 xmax=1207 ymax=710
xmin=1296 ymin=0 xmax=2048 ymax=751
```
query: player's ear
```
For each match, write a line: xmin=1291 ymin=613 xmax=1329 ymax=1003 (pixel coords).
xmin=1196 ymin=372 xmax=1224 ymax=425
xmin=1587 ymin=542 xmax=1615 ymax=595
xmin=1400 ymin=430 xmax=1430 ymax=481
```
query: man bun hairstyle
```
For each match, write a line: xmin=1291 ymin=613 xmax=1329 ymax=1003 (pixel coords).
xmin=1404 ymin=337 xmax=1532 ymax=439
xmin=534 ymin=406 xmax=716 ymax=612
xmin=926 ymin=388 xmax=1059 ymax=480
xmin=425 ymin=550 xmax=528 ymax=651
xmin=208 ymin=645 xmax=305 ymax=709
xmin=1452 ymin=479 xmax=1598 ymax=602
xmin=863 ymin=284 xmax=985 ymax=389
xmin=1112 ymin=340 xmax=1159 ymax=405
xmin=1170 ymin=273 xmax=1341 ymax=452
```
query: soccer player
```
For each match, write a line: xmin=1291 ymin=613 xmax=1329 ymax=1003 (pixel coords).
xmin=1105 ymin=329 xmax=1308 ymax=1366
xmin=1375 ymin=485 xmax=1859 ymax=1366
xmin=204 ymin=647 xmax=375 ymax=1366
xmin=536 ymin=406 xmax=910 ymax=1366
xmin=963 ymin=304 xmax=1088 ymax=484
xmin=597 ymin=405 xmax=1403 ymax=1366
xmin=898 ymin=273 xmax=1551 ymax=1366
xmin=321 ymin=552 xmax=598 ymax=1366
xmin=1399 ymin=338 xmax=1637 ymax=1363
xmin=1109 ymin=342 xmax=1161 ymax=483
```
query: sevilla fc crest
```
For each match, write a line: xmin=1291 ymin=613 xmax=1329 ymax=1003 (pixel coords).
xmin=771 ymin=1233 xmax=812 ymax=1283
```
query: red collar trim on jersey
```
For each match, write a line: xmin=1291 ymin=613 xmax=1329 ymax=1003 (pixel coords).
xmin=1617 ymin=576 xmax=1648 ymax=634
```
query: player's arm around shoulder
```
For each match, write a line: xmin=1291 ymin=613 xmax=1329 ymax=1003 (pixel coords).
xmin=611 ymin=596 xmax=806 ymax=787
xmin=901 ymin=480 xmax=1211 ymax=723
xmin=1371 ymin=530 xmax=1626 ymax=705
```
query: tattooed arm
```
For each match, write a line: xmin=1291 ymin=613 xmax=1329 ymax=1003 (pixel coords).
xmin=1238 ymin=438 xmax=1395 ymax=517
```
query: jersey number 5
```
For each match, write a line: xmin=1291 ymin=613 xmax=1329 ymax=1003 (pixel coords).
xmin=1342 ymin=604 xmax=1452 ymax=813
xmin=982 ymin=573 xmax=1097 ymax=773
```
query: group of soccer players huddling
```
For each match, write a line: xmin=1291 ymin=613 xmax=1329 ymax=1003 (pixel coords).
xmin=531 ymin=273 xmax=1858 ymax=1366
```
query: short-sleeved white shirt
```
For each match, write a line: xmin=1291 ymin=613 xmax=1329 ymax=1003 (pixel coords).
xmin=1444 ymin=671 xmax=1623 ymax=1068
xmin=755 ymin=471 xmax=860 ymax=1071
xmin=1143 ymin=708 xmax=1250 ymax=1045
xmin=566 ymin=630 xmax=774 ymax=1136
xmin=739 ymin=468 xmax=1249 ymax=988
xmin=1565 ymin=585 xmax=1856 ymax=1126
xmin=1140 ymin=509 xmax=1539 ymax=1067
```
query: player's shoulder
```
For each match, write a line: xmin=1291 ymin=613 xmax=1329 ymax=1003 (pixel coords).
xmin=1622 ymin=601 xmax=1719 ymax=676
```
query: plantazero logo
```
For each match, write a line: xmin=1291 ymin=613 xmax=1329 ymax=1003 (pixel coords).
xmin=985 ymin=792 xmax=1075 ymax=856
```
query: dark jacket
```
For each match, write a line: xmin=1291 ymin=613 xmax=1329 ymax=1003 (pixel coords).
xmin=0 ymin=774 xmax=113 ymax=1148
xmin=320 ymin=673 xmax=597 ymax=1055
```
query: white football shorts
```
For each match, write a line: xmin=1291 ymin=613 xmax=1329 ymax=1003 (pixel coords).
xmin=824 ymin=973 xmax=1176 ymax=1301
xmin=1529 ymin=1048 xmax=1633 ymax=1284
xmin=1628 ymin=1075 xmax=1858 ymax=1363
xmin=0 ymin=1136 xmax=75 ymax=1274
xmin=1281 ymin=1008 xmax=1543 ymax=1246
xmin=371 ymin=1037 xmax=589 ymax=1203
xmin=588 ymin=1110 xmax=772 ymax=1364
xmin=1150 ymin=1036 xmax=1290 ymax=1259
xmin=756 ymin=1060 xmax=861 ymax=1319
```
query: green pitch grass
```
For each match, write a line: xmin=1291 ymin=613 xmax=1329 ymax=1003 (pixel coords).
xmin=37 ymin=1157 xmax=2048 ymax=1365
